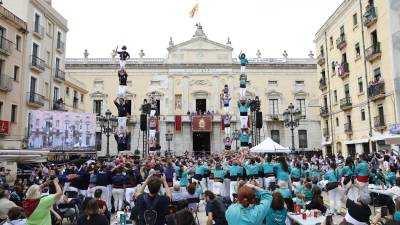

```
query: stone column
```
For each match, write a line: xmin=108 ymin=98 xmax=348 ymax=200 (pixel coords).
xmin=183 ymin=76 xmax=189 ymax=113
xmin=168 ymin=75 xmax=174 ymax=115
xmin=213 ymin=75 xmax=219 ymax=112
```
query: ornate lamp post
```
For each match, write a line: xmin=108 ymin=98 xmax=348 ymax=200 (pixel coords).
xmin=283 ymin=103 xmax=302 ymax=152
xmin=98 ymin=109 xmax=118 ymax=157
xmin=232 ymin=129 xmax=240 ymax=152
xmin=165 ymin=130 xmax=173 ymax=156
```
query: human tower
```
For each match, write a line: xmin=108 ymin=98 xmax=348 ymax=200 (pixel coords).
xmin=113 ymin=46 xmax=159 ymax=153
xmin=222 ymin=52 xmax=250 ymax=151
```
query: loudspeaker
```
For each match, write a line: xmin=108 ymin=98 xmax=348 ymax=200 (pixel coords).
xmin=256 ymin=112 xmax=263 ymax=128
xmin=140 ymin=114 xmax=147 ymax=131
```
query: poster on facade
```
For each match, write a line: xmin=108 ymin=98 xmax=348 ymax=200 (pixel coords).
xmin=28 ymin=110 xmax=96 ymax=152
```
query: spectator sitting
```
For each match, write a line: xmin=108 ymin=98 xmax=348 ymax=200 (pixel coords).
xmin=266 ymin=192 xmax=287 ymax=225
xmin=3 ymin=207 xmax=26 ymax=225
xmin=0 ymin=187 xmax=18 ymax=223
xmin=77 ymin=198 xmax=108 ymax=225
xmin=172 ymin=183 xmax=188 ymax=202
xmin=186 ymin=183 xmax=199 ymax=211
xmin=344 ymin=192 xmax=371 ymax=225
xmin=306 ymin=187 xmax=327 ymax=213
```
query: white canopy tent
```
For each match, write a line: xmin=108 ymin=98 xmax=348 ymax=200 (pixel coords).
xmin=250 ymin=137 xmax=291 ymax=154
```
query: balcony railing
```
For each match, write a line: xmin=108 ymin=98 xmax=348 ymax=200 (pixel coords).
xmin=267 ymin=114 xmax=282 ymax=121
xmin=33 ymin=24 xmax=44 ymax=39
xmin=27 ymin=92 xmax=45 ymax=107
xmin=52 ymin=101 xmax=66 ymax=111
xmin=364 ymin=6 xmax=377 ymax=27
xmin=319 ymin=77 xmax=327 ymax=90
xmin=344 ymin=123 xmax=353 ymax=134
xmin=338 ymin=62 xmax=350 ymax=78
xmin=54 ymin=68 xmax=65 ymax=81
xmin=336 ymin=34 xmax=347 ymax=50
xmin=368 ymin=82 xmax=385 ymax=101
xmin=0 ymin=75 xmax=13 ymax=92
xmin=317 ymin=54 xmax=325 ymax=66
xmin=374 ymin=116 xmax=386 ymax=130
xmin=323 ymin=128 xmax=329 ymax=137
xmin=320 ymin=107 xmax=329 ymax=117
xmin=340 ymin=97 xmax=352 ymax=110
xmin=30 ymin=55 xmax=45 ymax=72
xmin=56 ymin=40 xmax=65 ymax=53
xmin=365 ymin=42 xmax=381 ymax=62
xmin=0 ymin=36 xmax=13 ymax=56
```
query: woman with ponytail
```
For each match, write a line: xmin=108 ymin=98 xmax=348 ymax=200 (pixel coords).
xmin=225 ymin=183 xmax=272 ymax=225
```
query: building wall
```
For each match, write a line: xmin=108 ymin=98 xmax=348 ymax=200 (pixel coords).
xmin=315 ymin=0 xmax=398 ymax=156
xmin=66 ymin=30 xmax=321 ymax=156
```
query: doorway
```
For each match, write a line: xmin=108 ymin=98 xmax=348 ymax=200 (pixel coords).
xmin=326 ymin=145 xmax=332 ymax=156
xmin=196 ymin=99 xmax=206 ymax=114
xmin=193 ymin=132 xmax=210 ymax=156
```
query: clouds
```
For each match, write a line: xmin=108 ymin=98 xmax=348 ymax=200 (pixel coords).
xmin=53 ymin=0 xmax=343 ymax=58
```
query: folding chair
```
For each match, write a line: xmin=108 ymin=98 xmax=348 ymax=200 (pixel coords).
xmin=187 ymin=197 xmax=200 ymax=225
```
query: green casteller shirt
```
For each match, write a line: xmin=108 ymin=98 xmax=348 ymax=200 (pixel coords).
xmin=27 ymin=194 xmax=56 ymax=225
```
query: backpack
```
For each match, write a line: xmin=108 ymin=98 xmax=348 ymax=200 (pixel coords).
xmin=143 ymin=194 xmax=160 ymax=225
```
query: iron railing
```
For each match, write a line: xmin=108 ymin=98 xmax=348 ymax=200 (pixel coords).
xmin=336 ymin=34 xmax=346 ymax=49
xmin=344 ymin=123 xmax=353 ymax=133
xmin=0 ymin=36 xmax=13 ymax=55
xmin=374 ymin=116 xmax=385 ymax=129
xmin=54 ymin=68 xmax=65 ymax=81
xmin=364 ymin=6 xmax=377 ymax=26
xmin=365 ymin=42 xmax=381 ymax=61
xmin=368 ymin=82 xmax=385 ymax=99
xmin=0 ymin=75 xmax=13 ymax=92
xmin=338 ymin=62 xmax=350 ymax=78
xmin=340 ymin=97 xmax=352 ymax=109
xmin=320 ymin=107 xmax=329 ymax=117
xmin=30 ymin=55 xmax=46 ymax=71
xmin=27 ymin=92 xmax=45 ymax=106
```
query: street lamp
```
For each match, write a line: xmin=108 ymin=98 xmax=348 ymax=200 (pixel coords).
xmin=283 ymin=103 xmax=302 ymax=152
xmin=165 ymin=130 xmax=173 ymax=156
xmin=232 ymin=129 xmax=240 ymax=152
xmin=98 ymin=109 xmax=118 ymax=157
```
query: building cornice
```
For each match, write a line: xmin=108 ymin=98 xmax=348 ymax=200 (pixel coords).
xmin=0 ymin=5 xmax=27 ymax=32
xmin=30 ymin=0 xmax=68 ymax=31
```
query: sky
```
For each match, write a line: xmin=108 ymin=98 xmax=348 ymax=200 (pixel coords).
xmin=52 ymin=0 xmax=344 ymax=59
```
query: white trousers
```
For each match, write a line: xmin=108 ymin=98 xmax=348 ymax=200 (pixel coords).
xmin=224 ymin=127 xmax=231 ymax=137
xmin=240 ymin=116 xmax=248 ymax=129
xmin=87 ymin=186 xmax=96 ymax=198
xmin=229 ymin=181 xmax=237 ymax=202
xmin=213 ymin=181 xmax=224 ymax=196
xmin=264 ymin=177 xmax=276 ymax=190
xmin=118 ymin=117 xmax=127 ymax=130
xmin=78 ymin=189 xmax=87 ymax=197
xmin=150 ymin=110 xmax=156 ymax=117
xmin=112 ymin=188 xmax=125 ymax=211
xmin=118 ymin=85 xmax=127 ymax=99
xmin=94 ymin=186 xmax=110 ymax=209
xmin=328 ymin=187 xmax=342 ymax=213
xmin=224 ymin=179 xmax=230 ymax=198
xmin=120 ymin=60 xmax=126 ymax=69
xmin=224 ymin=106 xmax=229 ymax=113
xmin=207 ymin=178 xmax=214 ymax=191
xmin=149 ymin=129 xmax=156 ymax=138
xmin=125 ymin=186 xmax=139 ymax=207
xmin=240 ymin=66 xmax=246 ymax=73
xmin=240 ymin=88 xmax=246 ymax=97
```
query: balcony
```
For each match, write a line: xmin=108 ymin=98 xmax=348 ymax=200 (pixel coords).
xmin=364 ymin=6 xmax=377 ymax=27
xmin=30 ymin=55 xmax=45 ymax=72
xmin=317 ymin=54 xmax=325 ymax=66
xmin=323 ymin=128 xmax=330 ymax=138
xmin=56 ymin=40 xmax=65 ymax=53
xmin=374 ymin=116 xmax=386 ymax=131
xmin=319 ymin=77 xmax=327 ymax=90
xmin=32 ymin=24 xmax=44 ymax=39
xmin=54 ymin=68 xmax=65 ymax=81
xmin=340 ymin=97 xmax=352 ymax=110
xmin=0 ymin=75 xmax=13 ymax=92
xmin=0 ymin=36 xmax=13 ymax=56
xmin=320 ymin=107 xmax=329 ymax=117
xmin=365 ymin=42 xmax=381 ymax=62
xmin=52 ymin=101 xmax=66 ymax=111
xmin=267 ymin=114 xmax=282 ymax=121
xmin=338 ymin=62 xmax=350 ymax=79
xmin=27 ymin=92 xmax=45 ymax=108
xmin=344 ymin=123 xmax=353 ymax=134
xmin=336 ymin=35 xmax=347 ymax=50
xmin=368 ymin=82 xmax=385 ymax=101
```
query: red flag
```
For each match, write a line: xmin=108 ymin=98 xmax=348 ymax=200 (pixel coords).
xmin=175 ymin=115 xmax=182 ymax=131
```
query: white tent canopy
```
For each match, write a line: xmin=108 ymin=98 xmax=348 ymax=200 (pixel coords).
xmin=250 ymin=137 xmax=291 ymax=153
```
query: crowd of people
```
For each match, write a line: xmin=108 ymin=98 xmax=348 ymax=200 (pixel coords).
xmin=1 ymin=150 xmax=400 ymax=225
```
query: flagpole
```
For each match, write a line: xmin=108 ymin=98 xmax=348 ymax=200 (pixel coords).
xmin=196 ymin=0 xmax=200 ymax=25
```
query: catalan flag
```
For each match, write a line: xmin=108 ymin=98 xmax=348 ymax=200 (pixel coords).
xmin=189 ymin=3 xmax=198 ymax=18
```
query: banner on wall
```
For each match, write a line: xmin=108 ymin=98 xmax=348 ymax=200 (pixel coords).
xmin=192 ymin=115 xmax=212 ymax=132
xmin=175 ymin=115 xmax=182 ymax=131
xmin=28 ymin=111 xmax=96 ymax=152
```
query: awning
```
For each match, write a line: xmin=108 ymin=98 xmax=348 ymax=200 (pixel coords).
xmin=385 ymin=135 xmax=400 ymax=145
xmin=343 ymin=139 xmax=369 ymax=145
xmin=370 ymin=134 xmax=391 ymax=141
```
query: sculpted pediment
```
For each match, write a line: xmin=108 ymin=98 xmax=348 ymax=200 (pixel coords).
xmin=168 ymin=38 xmax=233 ymax=52
xmin=90 ymin=91 xmax=108 ymax=99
